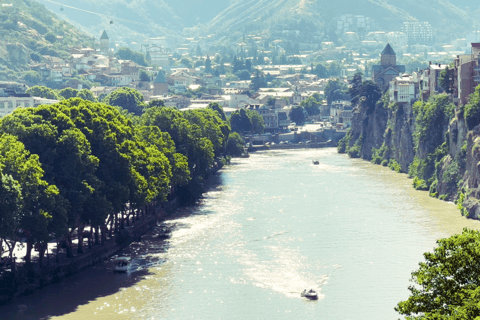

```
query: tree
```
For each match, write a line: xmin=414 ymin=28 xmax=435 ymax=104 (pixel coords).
xmin=59 ymin=87 xmax=79 ymax=99
xmin=139 ymin=69 xmax=150 ymax=82
xmin=45 ymin=31 xmax=56 ymax=43
xmin=230 ymin=109 xmax=252 ymax=134
xmin=236 ymin=70 xmax=251 ymax=81
xmin=250 ymin=71 xmax=267 ymax=91
xmin=465 ymin=85 xmax=480 ymax=130
xmin=246 ymin=109 xmax=265 ymax=135
xmin=439 ymin=66 xmax=454 ymax=94
xmin=360 ymin=80 xmax=382 ymax=108
xmin=207 ymin=102 xmax=227 ymax=121
xmin=205 ymin=56 xmax=213 ymax=74
xmin=180 ymin=58 xmax=192 ymax=68
xmin=324 ymin=79 xmax=348 ymax=104
xmin=301 ymin=96 xmax=322 ymax=116
xmin=147 ymin=99 xmax=165 ymax=109
xmin=396 ymin=229 xmax=480 ymax=319
xmin=77 ymin=89 xmax=96 ymax=102
xmin=26 ymin=86 xmax=60 ymax=100
xmin=115 ymin=47 xmax=147 ymax=67
xmin=289 ymin=106 xmax=306 ymax=125
xmin=24 ymin=71 xmax=41 ymax=85
xmin=104 ymin=87 xmax=146 ymax=115
xmin=348 ymin=72 xmax=363 ymax=105
xmin=312 ymin=64 xmax=328 ymax=78
xmin=226 ymin=132 xmax=245 ymax=157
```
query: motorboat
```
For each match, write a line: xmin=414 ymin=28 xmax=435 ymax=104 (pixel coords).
xmin=312 ymin=160 xmax=319 ymax=165
xmin=114 ymin=256 xmax=130 ymax=272
xmin=301 ymin=289 xmax=318 ymax=300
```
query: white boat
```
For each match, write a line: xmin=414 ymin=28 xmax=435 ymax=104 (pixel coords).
xmin=301 ymin=289 xmax=318 ymax=300
xmin=114 ymin=256 xmax=130 ymax=272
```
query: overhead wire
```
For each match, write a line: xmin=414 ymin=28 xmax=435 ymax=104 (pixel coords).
xmin=38 ymin=0 xmax=151 ymax=27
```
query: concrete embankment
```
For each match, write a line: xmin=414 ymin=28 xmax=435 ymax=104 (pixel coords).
xmin=248 ymin=141 xmax=336 ymax=152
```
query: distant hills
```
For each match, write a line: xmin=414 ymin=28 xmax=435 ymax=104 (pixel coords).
xmin=204 ymin=0 xmax=480 ymax=40
xmin=0 ymin=0 xmax=93 ymax=72
xmin=32 ymin=0 xmax=480 ymax=44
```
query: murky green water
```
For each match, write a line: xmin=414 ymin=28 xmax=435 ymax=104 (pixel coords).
xmin=2 ymin=149 xmax=479 ymax=320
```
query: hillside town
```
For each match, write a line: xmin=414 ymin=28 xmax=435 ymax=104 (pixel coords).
xmin=2 ymin=23 xmax=480 ymax=145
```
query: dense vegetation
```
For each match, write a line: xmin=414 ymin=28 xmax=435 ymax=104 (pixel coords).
xmin=396 ymin=229 xmax=480 ymax=319
xmin=0 ymin=93 xmax=233 ymax=265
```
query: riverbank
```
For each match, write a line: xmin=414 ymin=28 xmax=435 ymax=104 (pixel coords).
xmin=0 ymin=199 xmax=175 ymax=304
xmin=0 ymin=162 xmax=225 ymax=304
xmin=248 ymin=141 xmax=336 ymax=152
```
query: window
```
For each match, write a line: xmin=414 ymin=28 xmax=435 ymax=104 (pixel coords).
xmin=8 ymin=101 xmax=13 ymax=108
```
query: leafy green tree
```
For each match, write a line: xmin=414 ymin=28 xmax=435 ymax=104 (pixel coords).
xmin=246 ymin=109 xmax=264 ymax=134
xmin=0 ymin=105 xmax=100 ymax=256
xmin=360 ymin=80 xmax=382 ymax=108
xmin=205 ymin=56 xmax=213 ymax=74
xmin=59 ymin=87 xmax=79 ymax=99
xmin=45 ymin=31 xmax=56 ymax=43
xmin=324 ymin=79 xmax=349 ymax=104
xmin=312 ymin=64 xmax=328 ymax=78
xmin=230 ymin=109 xmax=252 ymax=134
xmin=465 ymin=85 xmax=480 ymax=130
xmin=26 ymin=85 xmax=61 ymax=100
xmin=289 ymin=106 xmax=306 ymax=125
xmin=396 ymin=229 xmax=480 ymax=319
xmin=207 ymin=102 xmax=227 ymax=121
xmin=226 ymin=132 xmax=245 ymax=157
xmin=0 ymin=133 xmax=59 ymax=264
xmin=24 ymin=71 xmax=41 ymax=85
xmin=180 ymin=58 xmax=192 ymax=68
xmin=104 ymin=87 xmax=146 ymax=116
xmin=300 ymin=96 xmax=321 ymax=116
xmin=139 ymin=69 xmax=150 ymax=82
xmin=250 ymin=70 xmax=267 ymax=91
xmin=77 ymin=89 xmax=97 ymax=102
xmin=236 ymin=70 xmax=251 ymax=81
xmin=348 ymin=72 xmax=363 ymax=105
xmin=147 ymin=99 xmax=165 ymax=109
xmin=115 ymin=47 xmax=147 ymax=66
xmin=439 ymin=66 xmax=454 ymax=94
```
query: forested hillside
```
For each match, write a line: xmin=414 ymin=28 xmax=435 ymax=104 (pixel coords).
xmin=0 ymin=0 xmax=93 ymax=74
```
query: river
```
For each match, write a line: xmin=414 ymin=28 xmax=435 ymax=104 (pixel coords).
xmin=1 ymin=148 xmax=479 ymax=320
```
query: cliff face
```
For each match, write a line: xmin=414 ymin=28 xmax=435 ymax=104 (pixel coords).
xmin=340 ymin=92 xmax=480 ymax=218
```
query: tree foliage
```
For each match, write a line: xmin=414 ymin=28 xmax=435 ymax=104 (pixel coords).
xmin=26 ymin=85 xmax=61 ymax=100
xmin=104 ymin=87 xmax=146 ymax=116
xmin=396 ymin=229 xmax=480 ymax=319
xmin=289 ymin=105 xmax=306 ymax=125
xmin=324 ymin=79 xmax=349 ymax=104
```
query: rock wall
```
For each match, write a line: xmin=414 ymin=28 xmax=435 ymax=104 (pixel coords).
xmin=340 ymin=92 xmax=480 ymax=219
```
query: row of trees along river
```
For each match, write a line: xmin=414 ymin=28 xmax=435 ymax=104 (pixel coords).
xmin=0 ymin=87 xmax=263 ymax=275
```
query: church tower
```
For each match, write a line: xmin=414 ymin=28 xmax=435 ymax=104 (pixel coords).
xmin=100 ymin=30 xmax=109 ymax=53
xmin=381 ymin=43 xmax=396 ymax=66
xmin=153 ymin=70 xmax=168 ymax=96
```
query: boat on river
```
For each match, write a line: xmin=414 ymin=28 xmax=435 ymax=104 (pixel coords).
xmin=114 ymin=256 xmax=130 ymax=272
xmin=312 ymin=160 xmax=319 ymax=165
xmin=301 ymin=289 xmax=318 ymax=300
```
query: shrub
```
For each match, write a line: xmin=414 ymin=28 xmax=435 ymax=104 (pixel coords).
xmin=388 ymin=159 xmax=402 ymax=173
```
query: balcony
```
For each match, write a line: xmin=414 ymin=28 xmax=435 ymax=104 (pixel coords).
xmin=474 ymin=76 xmax=480 ymax=82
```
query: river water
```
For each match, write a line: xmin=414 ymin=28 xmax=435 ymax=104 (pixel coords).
xmin=2 ymin=148 xmax=480 ymax=320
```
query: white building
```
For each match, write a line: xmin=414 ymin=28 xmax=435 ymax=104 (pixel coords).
xmin=0 ymin=95 xmax=59 ymax=117
xmin=389 ymin=74 xmax=417 ymax=105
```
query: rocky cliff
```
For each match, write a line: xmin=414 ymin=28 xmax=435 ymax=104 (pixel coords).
xmin=339 ymin=85 xmax=480 ymax=219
